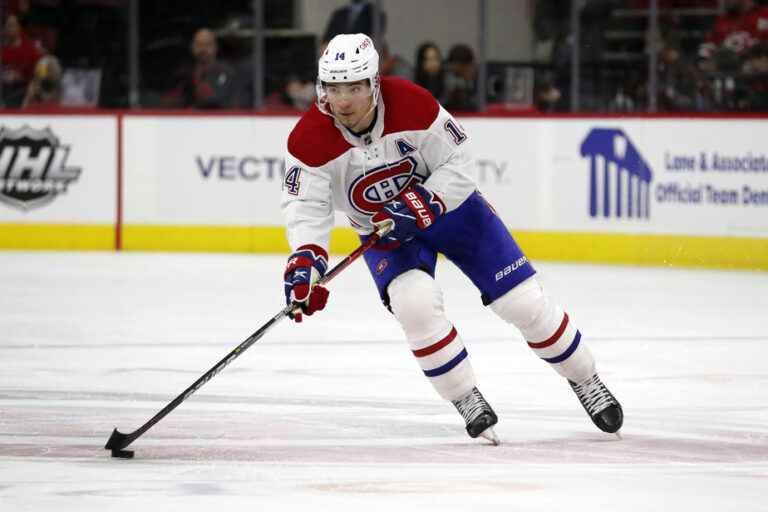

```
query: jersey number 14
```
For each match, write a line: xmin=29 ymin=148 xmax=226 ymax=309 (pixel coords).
xmin=284 ymin=166 xmax=302 ymax=195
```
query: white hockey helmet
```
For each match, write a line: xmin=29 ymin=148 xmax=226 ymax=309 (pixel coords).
xmin=316 ymin=33 xmax=380 ymax=114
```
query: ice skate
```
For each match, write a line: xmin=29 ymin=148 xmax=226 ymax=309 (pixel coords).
xmin=569 ymin=373 xmax=623 ymax=435
xmin=452 ymin=387 xmax=500 ymax=445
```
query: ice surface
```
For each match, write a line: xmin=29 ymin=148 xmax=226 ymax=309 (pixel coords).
xmin=1 ymin=251 xmax=766 ymax=511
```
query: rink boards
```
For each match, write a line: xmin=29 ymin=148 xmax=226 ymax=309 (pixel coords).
xmin=0 ymin=112 xmax=766 ymax=269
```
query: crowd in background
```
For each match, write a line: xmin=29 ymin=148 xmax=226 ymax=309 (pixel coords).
xmin=2 ymin=0 xmax=768 ymax=112
xmin=533 ymin=0 xmax=768 ymax=112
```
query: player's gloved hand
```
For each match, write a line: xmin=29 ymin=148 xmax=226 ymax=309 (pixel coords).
xmin=371 ymin=183 xmax=446 ymax=243
xmin=283 ymin=245 xmax=329 ymax=322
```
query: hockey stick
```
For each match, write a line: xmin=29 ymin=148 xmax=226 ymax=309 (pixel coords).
xmin=104 ymin=232 xmax=382 ymax=457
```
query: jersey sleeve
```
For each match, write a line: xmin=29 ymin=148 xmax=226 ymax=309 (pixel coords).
xmin=419 ymin=106 xmax=477 ymax=212
xmin=280 ymin=152 xmax=335 ymax=254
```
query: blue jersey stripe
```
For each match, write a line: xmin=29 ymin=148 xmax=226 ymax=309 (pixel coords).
xmin=543 ymin=331 xmax=581 ymax=364
xmin=423 ymin=348 xmax=468 ymax=377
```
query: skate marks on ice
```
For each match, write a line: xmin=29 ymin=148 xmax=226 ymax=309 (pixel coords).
xmin=1 ymin=388 xmax=766 ymax=465
xmin=2 ymin=253 xmax=768 ymax=510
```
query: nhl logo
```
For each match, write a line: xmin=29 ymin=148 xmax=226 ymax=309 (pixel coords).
xmin=0 ymin=125 xmax=82 ymax=211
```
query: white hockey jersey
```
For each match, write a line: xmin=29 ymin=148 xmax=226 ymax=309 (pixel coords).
xmin=281 ymin=77 xmax=477 ymax=253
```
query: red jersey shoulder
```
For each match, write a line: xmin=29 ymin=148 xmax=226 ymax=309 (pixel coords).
xmin=380 ymin=77 xmax=440 ymax=136
xmin=288 ymin=104 xmax=352 ymax=168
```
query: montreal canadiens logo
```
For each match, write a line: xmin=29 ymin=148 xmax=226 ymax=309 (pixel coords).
xmin=348 ymin=156 xmax=420 ymax=214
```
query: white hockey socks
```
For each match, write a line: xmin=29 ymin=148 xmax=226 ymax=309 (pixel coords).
xmin=490 ymin=276 xmax=595 ymax=383
xmin=388 ymin=270 xmax=477 ymax=401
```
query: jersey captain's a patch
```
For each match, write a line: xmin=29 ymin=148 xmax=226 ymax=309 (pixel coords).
xmin=348 ymin=156 xmax=421 ymax=214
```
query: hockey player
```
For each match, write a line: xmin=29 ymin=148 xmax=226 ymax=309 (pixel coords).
xmin=281 ymin=33 xmax=623 ymax=444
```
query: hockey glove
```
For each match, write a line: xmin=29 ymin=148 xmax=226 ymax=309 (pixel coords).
xmin=371 ymin=183 xmax=446 ymax=243
xmin=283 ymin=244 xmax=330 ymax=322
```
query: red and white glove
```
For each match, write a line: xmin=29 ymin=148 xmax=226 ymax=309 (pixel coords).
xmin=283 ymin=245 xmax=329 ymax=322
xmin=371 ymin=183 xmax=446 ymax=243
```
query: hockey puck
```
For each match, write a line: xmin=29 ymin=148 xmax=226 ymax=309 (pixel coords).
xmin=111 ymin=449 xmax=134 ymax=459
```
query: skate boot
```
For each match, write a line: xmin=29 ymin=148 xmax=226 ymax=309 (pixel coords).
xmin=569 ymin=373 xmax=623 ymax=434
xmin=452 ymin=387 xmax=500 ymax=445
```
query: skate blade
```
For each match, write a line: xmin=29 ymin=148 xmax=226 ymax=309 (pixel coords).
xmin=479 ymin=427 xmax=500 ymax=446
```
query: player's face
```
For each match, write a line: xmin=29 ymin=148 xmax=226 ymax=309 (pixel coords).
xmin=325 ymin=80 xmax=374 ymax=131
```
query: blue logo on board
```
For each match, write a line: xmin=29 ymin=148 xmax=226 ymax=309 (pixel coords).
xmin=580 ymin=128 xmax=653 ymax=219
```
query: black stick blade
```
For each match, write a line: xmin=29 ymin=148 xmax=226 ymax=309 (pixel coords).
xmin=104 ymin=428 xmax=131 ymax=451
xmin=111 ymin=449 xmax=134 ymax=459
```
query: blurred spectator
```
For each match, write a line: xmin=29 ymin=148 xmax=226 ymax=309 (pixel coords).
xmin=542 ymin=0 xmax=619 ymax=111
xmin=22 ymin=54 xmax=62 ymax=109
xmin=263 ymin=75 xmax=315 ymax=112
xmin=13 ymin=0 xmax=60 ymax=54
xmin=743 ymin=40 xmax=768 ymax=72
xmin=534 ymin=73 xmax=563 ymax=112
xmin=322 ymin=0 xmax=386 ymax=46
xmin=657 ymin=41 xmax=707 ymax=111
xmin=698 ymin=0 xmax=768 ymax=72
xmin=60 ymin=67 xmax=102 ymax=107
xmin=284 ymin=77 xmax=315 ymax=111
xmin=608 ymin=85 xmax=638 ymax=112
xmin=166 ymin=28 xmax=238 ymax=109
xmin=607 ymin=70 xmax=646 ymax=112
xmin=443 ymin=44 xmax=478 ymax=112
xmin=413 ymin=42 xmax=445 ymax=102
xmin=533 ymin=0 xmax=569 ymax=63
xmin=738 ymin=41 xmax=768 ymax=110
xmin=379 ymin=43 xmax=412 ymax=79
xmin=742 ymin=0 xmax=768 ymax=39
xmin=2 ymin=13 xmax=44 ymax=107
